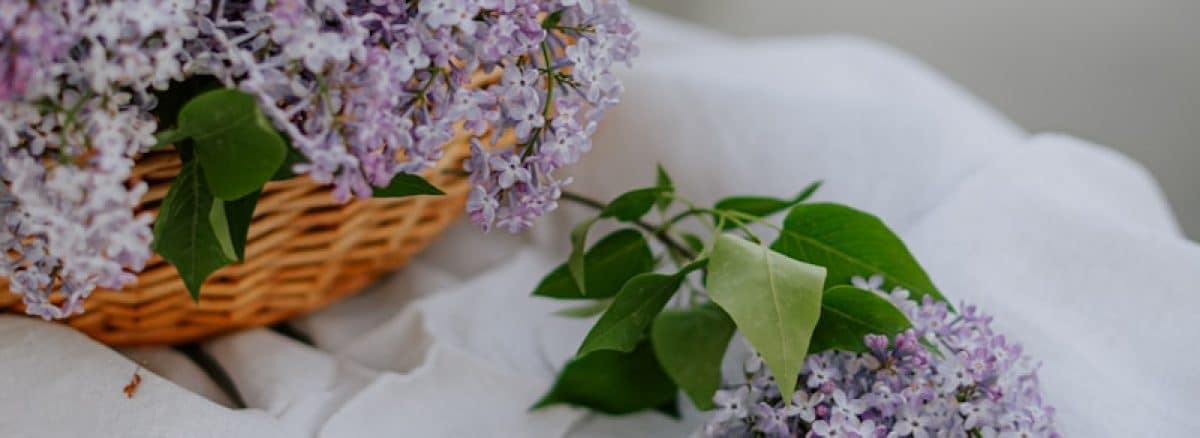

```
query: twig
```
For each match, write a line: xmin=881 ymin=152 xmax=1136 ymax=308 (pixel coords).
xmin=560 ymin=191 xmax=696 ymax=260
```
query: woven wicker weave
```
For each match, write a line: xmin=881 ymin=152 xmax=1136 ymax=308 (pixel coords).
xmin=0 ymin=132 xmax=475 ymax=346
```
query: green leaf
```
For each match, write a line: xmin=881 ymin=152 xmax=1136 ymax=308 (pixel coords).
xmin=714 ymin=197 xmax=790 ymax=217
xmin=566 ymin=217 xmax=598 ymax=296
xmin=809 ymin=286 xmax=912 ymax=353
xmin=654 ymin=164 xmax=674 ymax=212
xmin=601 ymin=187 xmax=669 ymax=222
xmin=151 ymin=75 xmax=222 ymax=129
xmin=373 ymin=172 xmax=444 ymax=197
xmin=533 ymin=229 xmax=654 ymax=300
xmin=152 ymin=161 xmax=236 ymax=301
xmin=208 ymin=200 xmax=237 ymax=262
xmin=533 ymin=340 xmax=677 ymax=415
xmin=706 ymin=234 xmax=826 ymax=403
xmin=770 ymin=203 xmax=947 ymax=304
xmin=681 ymin=233 xmax=706 ymax=254
xmin=152 ymin=128 xmax=189 ymax=150
xmin=792 ymin=180 xmax=823 ymax=204
xmin=651 ymin=302 xmax=736 ymax=410
xmin=713 ymin=181 xmax=823 ymax=229
xmin=554 ymin=299 xmax=613 ymax=318
xmin=575 ymin=260 xmax=706 ymax=358
xmin=178 ymin=89 xmax=287 ymax=200
xmin=541 ymin=9 xmax=564 ymax=29
xmin=223 ymin=190 xmax=260 ymax=261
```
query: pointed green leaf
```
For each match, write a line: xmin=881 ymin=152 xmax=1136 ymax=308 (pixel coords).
xmin=178 ymin=89 xmax=287 ymax=200
xmin=707 ymin=234 xmax=825 ymax=403
xmin=680 ymin=233 xmax=706 ymax=254
xmin=533 ymin=340 xmax=676 ymax=415
xmin=554 ymin=299 xmax=613 ymax=318
xmin=152 ymin=161 xmax=236 ymax=301
xmin=151 ymin=76 xmax=223 ymax=130
xmin=770 ymin=203 xmax=947 ymax=304
xmin=713 ymin=181 xmax=823 ymax=229
xmin=152 ymin=128 xmax=188 ymax=150
xmin=601 ymin=187 xmax=669 ymax=222
xmin=809 ymin=286 xmax=912 ymax=353
xmin=651 ymin=302 xmax=736 ymax=410
xmin=654 ymin=164 xmax=674 ymax=212
xmin=373 ymin=172 xmax=444 ymax=197
xmin=209 ymin=201 xmax=237 ymax=262
xmin=534 ymin=229 xmax=654 ymax=299
xmin=792 ymin=180 xmax=823 ymax=204
xmin=576 ymin=260 xmax=705 ymax=357
xmin=714 ymin=196 xmax=790 ymax=217
xmin=223 ymin=190 xmax=260 ymax=261
xmin=566 ymin=217 xmax=598 ymax=296
xmin=541 ymin=9 xmax=565 ymax=29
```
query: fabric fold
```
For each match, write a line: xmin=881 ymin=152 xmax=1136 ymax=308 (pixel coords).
xmin=203 ymin=330 xmax=376 ymax=435
xmin=0 ymin=316 xmax=284 ymax=438
xmin=321 ymin=343 xmax=582 ymax=438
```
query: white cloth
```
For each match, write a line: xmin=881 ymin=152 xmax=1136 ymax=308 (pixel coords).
xmin=1 ymin=8 xmax=1196 ymax=437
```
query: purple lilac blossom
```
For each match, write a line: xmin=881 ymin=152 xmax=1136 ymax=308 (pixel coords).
xmin=702 ymin=275 xmax=1059 ymax=438
xmin=191 ymin=0 xmax=638 ymax=230
xmin=0 ymin=0 xmax=636 ymax=319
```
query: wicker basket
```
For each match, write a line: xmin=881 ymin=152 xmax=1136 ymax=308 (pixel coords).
xmin=0 ymin=131 xmax=475 ymax=346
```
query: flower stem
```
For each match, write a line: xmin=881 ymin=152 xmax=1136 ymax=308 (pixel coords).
xmin=560 ymin=190 xmax=696 ymax=260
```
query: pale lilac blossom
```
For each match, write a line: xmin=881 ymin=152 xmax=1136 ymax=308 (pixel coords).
xmin=702 ymin=277 xmax=1058 ymax=437
xmin=0 ymin=0 xmax=191 ymax=318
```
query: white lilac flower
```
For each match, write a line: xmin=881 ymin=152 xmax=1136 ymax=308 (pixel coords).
xmin=0 ymin=0 xmax=190 ymax=318
xmin=744 ymin=354 xmax=764 ymax=374
xmin=712 ymin=386 xmax=752 ymax=423
xmin=560 ymin=0 xmax=594 ymax=15
xmin=395 ymin=39 xmax=432 ymax=82
xmin=780 ymin=389 xmax=823 ymax=423
xmin=489 ymin=154 xmax=530 ymax=189
xmin=828 ymin=389 xmax=867 ymax=419
xmin=805 ymin=355 xmax=842 ymax=388
xmin=500 ymin=66 xmax=541 ymax=107
xmin=890 ymin=405 xmax=934 ymax=438
xmin=851 ymin=274 xmax=885 ymax=291
xmin=702 ymin=288 xmax=1058 ymax=437
xmin=466 ymin=185 xmax=500 ymax=232
xmin=960 ymin=400 xmax=997 ymax=430
xmin=751 ymin=402 xmax=790 ymax=437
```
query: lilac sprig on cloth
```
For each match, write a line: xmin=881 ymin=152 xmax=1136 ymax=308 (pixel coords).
xmin=703 ymin=276 xmax=1059 ymax=438
xmin=0 ymin=0 xmax=637 ymax=318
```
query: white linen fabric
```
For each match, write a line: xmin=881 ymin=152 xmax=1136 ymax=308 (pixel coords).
xmin=0 ymin=8 xmax=1195 ymax=437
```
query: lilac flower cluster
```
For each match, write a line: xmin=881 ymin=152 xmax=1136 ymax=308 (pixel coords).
xmin=191 ymin=0 xmax=637 ymax=231
xmin=0 ymin=0 xmax=635 ymax=318
xmin=703 ymin=276 xmax=1058 ymax=438
xmin=0 ymin=0 xmax=193 ymax=318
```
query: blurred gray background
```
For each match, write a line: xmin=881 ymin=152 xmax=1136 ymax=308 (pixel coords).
xmin=635 ymin=0 xmax=1199 ymax=239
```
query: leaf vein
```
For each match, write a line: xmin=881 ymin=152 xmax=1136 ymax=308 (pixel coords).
xmin=761 ymin=245 xmax=789 ymax=372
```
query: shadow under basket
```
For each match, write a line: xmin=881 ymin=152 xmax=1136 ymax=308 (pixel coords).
xmin=0 ymin=138 xmax=472 ymax=346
